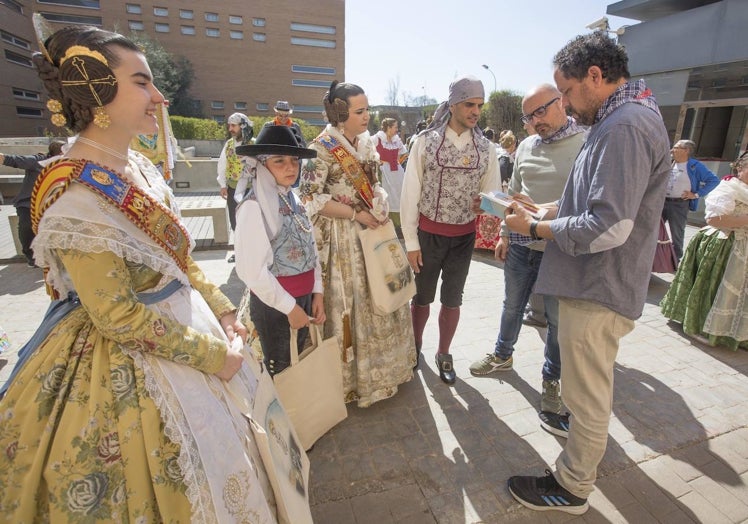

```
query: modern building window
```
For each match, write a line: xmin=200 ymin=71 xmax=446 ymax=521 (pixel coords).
xmin=125 ymin=3 xmax=141 ymax=14
xmin=16 ymin=106 xmax=43 ymax=118
xmin=291 ymin=37 xmax=335 ymax=49
xmin=1 ymin=30 xmax=31 ymax=50
xmin=205 ymin=12 xmax=219 ymax=22
xmin=229 ymin=15 xmax=243 ymax=25
xmin=37 ymin=0 xmax=100 ymax=7
xmin=5 ymin=50 xmax=32 ymax=67
xmin=230 ymin=31 xmax=243 ymax=40
xmin=180 ymin=26 xmax=195 ymax=36
xmin=179 ymin=9 xmax=193 ymax=19
xmin=155 ymin=23 xmax=169 ymax=33
xmin=153 ymin=7 xmax=168 ymax=17
xmin=292 ymin=79 xmax=332 ymax=88
xmin=252 ymin=33 xmax=266 ymax=42
xmin=305 ymin=118 xmax=327 ymax=126
xmin=39 ymin=12 xmax=102 ymax=25
xmin=206 ymin=28 xmax=220 ymax=38
xmin=211 ymin=101 xmax=224 ymax=110
xmin=12 ymin=88 xmax=40 ymax=101
xmin=293 ymin=105 xmax=324 ymax=113
xmin=256 ymin=103 xmax=269 ymax=112
xmin=290 ymin=23 xmax=335 ymax=35
xmin=234 ymin=102 xmax=247 ymax=110
xmin=128 ymin=20 xmax=144 ymax=31
xmin=3 ymin=0 xmax=23 ymax=15
xmin=213 ymin=116 xmax=225 ymax=124
xmin=292 ymin=65 xmax=335 ymax=75
xmin=252 ymin=18 xmax=266 ymax=27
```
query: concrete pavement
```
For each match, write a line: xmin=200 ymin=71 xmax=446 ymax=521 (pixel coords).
xmin=1 ymin=214 xmax=748 ymax=523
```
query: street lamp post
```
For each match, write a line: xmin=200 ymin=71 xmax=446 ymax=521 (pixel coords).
xmin=481 ymin=64 xmax=496 ymax=94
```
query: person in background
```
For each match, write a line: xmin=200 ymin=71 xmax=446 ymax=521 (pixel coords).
xmin=504 ymin=31 xmax=670 ymax=515
xmin=497 ymin=130 xmax=518 ymax=191
xmin=372 ymin=117 xmax=408 ymax=226
xmin=661 ymin=150 xmax=748 ymax=350
xmin=1 ymin=140 xmax=64 ymax=267
xmin=0 ymin=23 xmax=290 ymax=521
xmin=265 ymin=100 xmax=306 ymax=147
xmin=407 ymin=120 xmax=428 ymax=152
xmin=469 ymin=84 xmax=585 ymax=439
xmin=401 ymin=75 xmax=499 ymax=384
xmin=300 ymin=80 xmax=414 ymax=407
xmin=662 ymin=139 xmax=720 ymax=262
xmin=234 ymin=125 xmax=325 ymax=376
xmin=217 ymin=111 xmax=253 ymax=262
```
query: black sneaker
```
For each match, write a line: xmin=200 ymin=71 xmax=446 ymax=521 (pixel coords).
xmin=508 ymin=469 xmax=589 ymax=515
xmin=539 ymin=411 xmax=570 ymax=438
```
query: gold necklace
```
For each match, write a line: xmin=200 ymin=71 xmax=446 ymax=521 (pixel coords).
xmin=76 ymin=136 xmax=129 ymax=161
xmin=278 ymin=192 xmax=312 ymax=233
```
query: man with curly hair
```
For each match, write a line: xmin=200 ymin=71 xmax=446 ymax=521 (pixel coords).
xmin=502 ymin=32 xmax=671 ymax=514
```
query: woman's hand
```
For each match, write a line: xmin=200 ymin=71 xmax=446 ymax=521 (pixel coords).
xmin=215 ymin=344 xmax=244 ymax=381
xmin=288 ymin=304 xmax=310 ymax=329
xmin=355 ymin=209 xmax=385 ymax=229
xmin=220 ymin=312 xmax=248 ymax=343
xmin=310 ymin=293 xmax=326 ymax=324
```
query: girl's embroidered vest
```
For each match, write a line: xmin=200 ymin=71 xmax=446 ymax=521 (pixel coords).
xmin=268 ymin=193 xmax=317 ymax=278
xmin=224 ymin=139 xmax=243 ymax=188
xmin=419 ymin=126 xmax=490 ymax=225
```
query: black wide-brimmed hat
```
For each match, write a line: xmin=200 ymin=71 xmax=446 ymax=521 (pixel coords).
xmin=235 ymin=125 xmax=316 ymax=158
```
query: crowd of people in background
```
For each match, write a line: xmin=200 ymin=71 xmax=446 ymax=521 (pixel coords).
xmin=2 ymin=18 xmax=748 ymax=522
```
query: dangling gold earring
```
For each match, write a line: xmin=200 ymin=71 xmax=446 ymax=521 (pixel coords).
xmin=93 ymin=106 xmax=111 ymax=129
xmin=46 ymin=99 xmax=67 ymax=127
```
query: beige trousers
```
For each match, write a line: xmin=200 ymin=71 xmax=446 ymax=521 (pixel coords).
xmin=554 ymin=298 xmax=635 ymax=498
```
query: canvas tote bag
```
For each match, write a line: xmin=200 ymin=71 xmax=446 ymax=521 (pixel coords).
xmin=274 ymin=325 xmax=347 ymax=450
xmin=357 ymin=220 xmax=416 ymax=315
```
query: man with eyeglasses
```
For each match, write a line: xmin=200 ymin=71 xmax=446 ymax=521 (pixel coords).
xmin=663 ymin=139 xmax=719 ymax=261
xmin=502 ymin=32 xmax=670 ymax=515
xmin=469 ymin=84 xmax=585 ymax=439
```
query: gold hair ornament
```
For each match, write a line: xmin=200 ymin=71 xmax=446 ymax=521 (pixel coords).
xmin=46 ymin=99 xmax=67 ymax=127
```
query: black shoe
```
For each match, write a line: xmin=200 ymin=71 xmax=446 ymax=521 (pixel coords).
xmin=539 ymin=411 xmax=570 ymax=438
xmin=508 ymin=469 xmax=589 ymax=515
xmin=522 ymin=314 xmax=547 ymax=328
xmin=435 ymin=353 xmax=456 ymax=384
xmin=227 ymin=254 xmax=235 ymax=263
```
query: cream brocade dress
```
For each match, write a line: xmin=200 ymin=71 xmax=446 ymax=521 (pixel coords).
xmin=0 ymin=153 xmax=283 ymax=522
xmin=300 ymin=126 xmax=414 ymax=407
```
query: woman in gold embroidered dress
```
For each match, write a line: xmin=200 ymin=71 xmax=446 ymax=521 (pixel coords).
xmin=299 ymin=81 xmax=414 ymax=407
xmin=0 ymin=23 xmax=292 ymax=522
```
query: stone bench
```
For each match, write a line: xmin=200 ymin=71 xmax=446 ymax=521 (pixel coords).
xmin=178 ymin=199 xmax=230 ymax=244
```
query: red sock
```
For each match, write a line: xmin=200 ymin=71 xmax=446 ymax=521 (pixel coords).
xmin=411 ymin=302 xmax=430 ymax=350
xmin=438 ymin=306 xmax=460 ymax=355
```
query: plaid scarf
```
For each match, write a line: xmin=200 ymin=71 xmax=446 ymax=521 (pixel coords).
xmin=595 ymin=79 xmax=661 ymax=124
xmin=533 ymin=116 xmax=586 ymax=147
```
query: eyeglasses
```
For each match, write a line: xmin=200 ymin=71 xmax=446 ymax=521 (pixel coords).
xmin=520 ymin=97 xmax=560 ymax=125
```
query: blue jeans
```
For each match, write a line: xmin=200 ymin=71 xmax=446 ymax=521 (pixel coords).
xmin=494 ymin=243 xmax=561 ymax=381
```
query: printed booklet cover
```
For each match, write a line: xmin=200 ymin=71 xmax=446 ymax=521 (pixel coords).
xmin=479 ymin=191 xmax=545 ymax=219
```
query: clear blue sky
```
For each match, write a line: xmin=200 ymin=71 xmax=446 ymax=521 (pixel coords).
xmin=345 ymin=0 xmax=636 ymax=106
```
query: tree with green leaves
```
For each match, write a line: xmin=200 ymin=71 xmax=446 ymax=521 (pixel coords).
xmin=480 ymin=90 xmax=523 ymax=138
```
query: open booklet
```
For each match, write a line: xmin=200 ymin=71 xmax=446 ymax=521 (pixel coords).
xmin=479 ymin=191 xmax=546 ymax=219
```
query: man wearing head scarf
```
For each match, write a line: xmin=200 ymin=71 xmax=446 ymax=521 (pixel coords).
xmin=401 ymin=75 xmax=500 ymax=384
xmin=217 ymin=112 xmax=253 ymax=262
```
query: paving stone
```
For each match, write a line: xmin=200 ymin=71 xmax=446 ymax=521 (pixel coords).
xmin=676 ymin=490 xmax=733 ymax=523
xmin=688 ymin=472 xmax=748 ymax=522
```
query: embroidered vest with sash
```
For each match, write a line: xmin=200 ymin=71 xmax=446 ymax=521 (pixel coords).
xmin=32 ymin=159 xmax=192 ymax=278
xmin=420 ymin=125 xmax=490 ymax=225
xmin=224 ymin=138 xmax=243 ymax=188
xmin=316 ymin=133 xmax=377 ymax=209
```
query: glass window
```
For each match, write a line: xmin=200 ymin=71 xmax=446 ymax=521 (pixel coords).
xmin=252 ymin=33 xmax=266 ymax=42
xmin=291 ymin=65 xmax=335 ymax=75
xmin=39 ymin=12 xmax=102 ymax=25
xmin=252 ymin=18 xmax=265 ymax=27
xmin=37 ymin=0 xmax=100 ymax=7
xmin=291 ymin=37 xmax=335 ymax=49
xmin=305 ymin=118 xmax=327 ymax=126
xmin=125 ymin=3 xmax=141 ymax=14
xmin=205 ymin=12 xmax=218 ymax=22
xmin=129 ymin=20 xmax=144 ymax=31
xmin=12 ymin=88 xmax=40 ymax=101
xmin=179 ymin=9 xmax=193 ymax=19
xmin=290 ymin=23 xmax=335 ymax=35
xmin=211 ymin=101 xmax=224 ymax=110
xmin=256 ymin=103 xmax=269 ymax=111
xmin=234 ymin=102 xmax=247 ymax=110
xmin=181 ymin=25 xmax=195 ymax=35
xmin=292 ymin=105 xmax=324 ymax=113
xmin=292 ymin=79 xmax=332 ymax=88
xmin=17 ymin=106 xmax=43 ymax=118
xmin=1 ymin=30 xmax=31 ymax=50
xmin=213 ymin=116 xmax=225 ymax=124
xmin=153 ymin=7 xmax=168 ymax=16
xmin=206 ymin=28 xmax=220 ymax=38
xmin=230 ymin=31 xmax=243 ymax=40
xmin=229 ymin=15 xmax=242 ymax=25
xmin=155 ymin=23 xmax=169 ymax=33
xmin=5 ymin=49 xmax=32 ymax=67
xmin=3 ymin=0 xmax=23 ymax=15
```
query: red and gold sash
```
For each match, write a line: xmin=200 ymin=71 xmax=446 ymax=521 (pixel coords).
xmin=316 ymin=133 xmax=375 ymax=209
xmin=32 ymin=158 xmax=191 ymax=274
